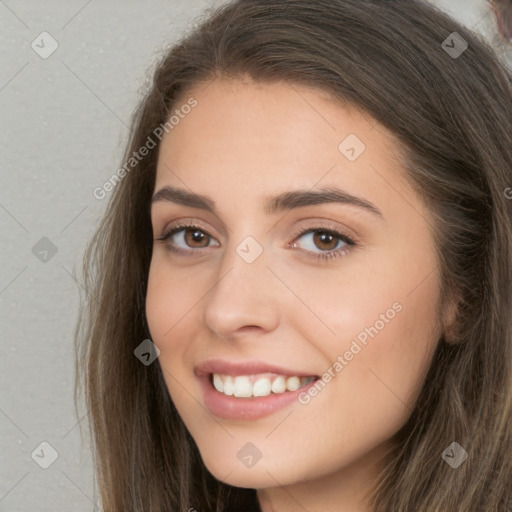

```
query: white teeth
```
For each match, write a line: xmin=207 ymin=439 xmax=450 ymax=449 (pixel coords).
xmin=223 ymin=376 xmax=234 ymax=396
xmin=233 ymin=376 xmax=252 ymax=397
xmin=213 ymin=374 xmax=224 ymax=393
xmin=211 ymin=373 xmax=315 ymax=398
xmin=252 ymin=378 xmax=272 ymax=397
xmin=271 ymin=375 xmax=286 ymax=394
xmin=286 ymin=376 xmax=301 ymax=391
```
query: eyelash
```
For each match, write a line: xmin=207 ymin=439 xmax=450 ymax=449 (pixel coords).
xmin=155 ymin=222 xmax=357 ymax=263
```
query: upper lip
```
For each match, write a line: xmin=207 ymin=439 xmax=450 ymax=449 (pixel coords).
xmin=194 ymin=358 xmax=319 ymax=378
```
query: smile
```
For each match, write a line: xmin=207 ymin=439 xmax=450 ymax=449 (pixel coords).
xmin=212 ymin=373 xmax=316 ymax=398
xmin=194 ymin=359 xmax=321 ymax=420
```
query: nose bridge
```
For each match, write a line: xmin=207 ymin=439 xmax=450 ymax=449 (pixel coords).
xmin=203 ymin=231 xmax=280 ymax=333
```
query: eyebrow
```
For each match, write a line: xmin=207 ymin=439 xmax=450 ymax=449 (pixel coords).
xmin=151 ymin=185 xmax=384 ymax=219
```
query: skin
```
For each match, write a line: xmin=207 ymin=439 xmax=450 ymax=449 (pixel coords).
xmin=146 ymin=77 xmax=455 ymax=512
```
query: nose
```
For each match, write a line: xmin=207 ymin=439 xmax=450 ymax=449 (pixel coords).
xmin=202 ymin=236 xmax=281 ymax=339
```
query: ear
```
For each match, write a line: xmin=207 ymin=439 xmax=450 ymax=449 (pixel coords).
xmin=441 ymin=297 xmax=462 ymax=344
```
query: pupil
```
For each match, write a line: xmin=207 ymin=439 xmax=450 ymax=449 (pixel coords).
xmin=187 ymin=229 xmax=206 ymax=246
xmin=316 ymin=231 xmax=336 ymax=249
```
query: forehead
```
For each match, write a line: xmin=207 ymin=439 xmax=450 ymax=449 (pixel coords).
xmin=165 ymin=77 xmax=368 ymax=148
xmin=153 ymin=77 xmax=416 ymax=220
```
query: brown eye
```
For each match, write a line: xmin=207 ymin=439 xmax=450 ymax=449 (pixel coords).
xmin=183 ymin=228 xmax=210 ymax=248
xmin=155 ymin=223 xmax=219 ymax=253
xmin=290 ymin=226 xmax=356 ymax=263
xmin=311 ymin=231 xmax=340 ymax=251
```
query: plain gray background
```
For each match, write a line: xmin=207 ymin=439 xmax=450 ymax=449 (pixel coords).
xmin=1 ymin=1 xmax=510 ymax=511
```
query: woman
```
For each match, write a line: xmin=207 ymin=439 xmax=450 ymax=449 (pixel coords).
xmin=74 ymin=0 xmax=512 ymax=510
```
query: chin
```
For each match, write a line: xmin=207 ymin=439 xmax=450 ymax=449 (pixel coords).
xmin=196 ymin=440 xmax=311 ymax=489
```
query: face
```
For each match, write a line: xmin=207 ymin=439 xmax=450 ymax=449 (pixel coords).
xmin=146 ymin=77 xmax=445 ymax=502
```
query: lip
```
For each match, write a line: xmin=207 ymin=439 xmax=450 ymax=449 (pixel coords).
xmin=195 ymin=358 xmax=320 ymax=421
xmin=194 ymin=358 xmax=318 ymax=378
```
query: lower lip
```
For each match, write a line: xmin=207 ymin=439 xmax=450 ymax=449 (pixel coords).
xmin=198 ymin=374 xmax=319 ymax=421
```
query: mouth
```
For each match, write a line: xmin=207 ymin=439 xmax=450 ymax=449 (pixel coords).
xmin=210 ymin=372 xmax=318 ymax=398
xmin=194 ymin=359 xmax=321 ymax=420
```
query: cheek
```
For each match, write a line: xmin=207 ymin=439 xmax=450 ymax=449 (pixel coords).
xmin=291 ymin=253 xmax=440 ymax=421
xmin=318 ymin=276 xmax=440 ymax=432
xmin=145 ymin=260 xmax=198 ymax=411
xmin=145 ymin=256 xmax=209 ymax=401
xmin=145 ymin=262 xmax=174 ymax=345
xmin=145 ymin=256 xmax=199 ymax=350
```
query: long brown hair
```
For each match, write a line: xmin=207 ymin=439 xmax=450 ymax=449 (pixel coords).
xmin=74 ymin=1 xmax=512 ymax=510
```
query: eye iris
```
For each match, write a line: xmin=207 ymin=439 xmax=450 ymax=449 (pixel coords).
xmin=314 ymin=231 xmax=337 ymax=250
xmin=185 ymin=228 xmax=208 ymax=247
